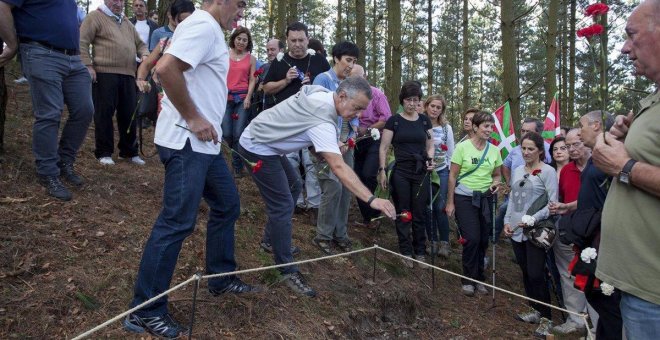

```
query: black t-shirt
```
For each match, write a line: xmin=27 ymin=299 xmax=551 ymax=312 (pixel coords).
xmin=262 ymin=53 xmax=330 ymax=109
xmin=384 ymin=114 xmax=432 ymax=177
xmin=577 ymin=158 xmax=610 ymax=210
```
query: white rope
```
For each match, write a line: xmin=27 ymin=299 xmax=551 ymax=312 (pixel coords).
xmin=72 ymin=244 xmax=594 ymax=340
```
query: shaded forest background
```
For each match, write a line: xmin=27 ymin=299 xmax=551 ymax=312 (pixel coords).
xmin=84 ymin=0 xmax=652 ymax=136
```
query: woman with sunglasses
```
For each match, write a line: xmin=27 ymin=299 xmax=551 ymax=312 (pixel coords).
xmin=503 ymin=131 xmax=558 ymax=337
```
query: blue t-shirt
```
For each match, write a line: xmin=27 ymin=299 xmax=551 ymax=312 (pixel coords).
xmin=7 ymin=0 xmax=80 ymax=50
xmin=312 ymin=68 xmax=358 ymax=138
xmin=577 ymin=158 xmax=609 ymax=210
xmin=149 ymin=25 xmax=173 ymax=51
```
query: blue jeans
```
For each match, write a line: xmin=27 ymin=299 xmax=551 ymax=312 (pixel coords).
xmin=130 ymin=141 xmax=240 ymax=317
xmin=19 ymin=43 xmax=93 ymax=176
xmin=621 ymin=292 xmax=660 ymax=339
xmin=429 ymin=167 xmax=450 ymax=242
xmin=239 ymin=145 xmax=302 ymax=275
xmin=221 ymin=100 xmax=249 ymax=172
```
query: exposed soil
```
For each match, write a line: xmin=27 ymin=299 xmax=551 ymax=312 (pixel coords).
xmin=1 ymin=68 xmax=580 ymax=339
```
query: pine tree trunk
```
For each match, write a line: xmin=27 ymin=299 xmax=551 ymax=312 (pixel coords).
xmin=568 ymin=0 xmax=576 ymax=125
xmin=157 ymin=0 xmax=172 ymax=30
xmin=560 ymin=0 xmax=568 ymax=120
xmin=356 ymin=0 xmax=366 ymax=66
xmin=387 ymin=0 xmax=401 ymax=112
xmin=0 ymin=40 xmax=6 ymax=154
xmin=287 ymin=0 xmax=298 ymax=24
xmin=598 ymin=1 xmax=608 ymax=111
xmin=461 ymin=0 xmax=469 ymax=112
xmin=276 ymin=0 xmax=287 ymax=40
xmin=409 ymin=0 xmax=417 ymax=78
xmin=335 ymin=0 xmax=343 ymax=43
xmin=370 ymin=0 xmax=378 ymax=80
xmin=426 ymin=0 xmax=433 ymax=93
xmin=544 ymin=0 xmax=559 ymax=108
xmin=501 ymin=0 xmax=520 ymax=132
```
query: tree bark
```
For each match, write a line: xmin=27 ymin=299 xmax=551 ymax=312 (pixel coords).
xmin=560 ymin=0 xmax=568 ymax=119
xmin=370 ymin=0 xmax=378 ymax=80
xmin=544 ymin=0 xmax=559 ymax=108
xmin=335 ymin=0 xmax=343 ymax=43
xmin=268 ymin=0 xmax=275 ymax=39
xmin=287 ymin=0 xmax=298 ymax=24
xmin=426 ymin=0 xmax=433 ymax=93
xmin=501 ymin=0 xmax=520 ymax=133
xmin=147 ymin=0 xmax=156 ymax=13
xmin=598 ymin=0 xmax=608 ymax=111
xmin=568 ymin=0 xmax=576 ymax=125
xmin=387 ymin=0 xmax=402 ymax=113
xmin=276 ymin=0 xmax=287 ymax=40
xmin=461 ymin=0 xmax=470 ymax=112
xmin=0 ymin=39 xmax=6 ymax=154
xmin=356 ymin=0 xmax=366 ymax=66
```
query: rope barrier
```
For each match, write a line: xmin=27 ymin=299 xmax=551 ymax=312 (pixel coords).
xmin=71 ymin=244 xmax=594 ymax=340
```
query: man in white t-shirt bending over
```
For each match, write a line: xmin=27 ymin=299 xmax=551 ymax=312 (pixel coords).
xmin=238 ymin=77 xmax=396 ymax=297
xmin=124 ymin=1 xmax=255 ymax=338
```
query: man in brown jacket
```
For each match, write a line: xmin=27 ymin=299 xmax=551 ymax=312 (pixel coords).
xmin=80 ymin=0 xmax=148 ymax=166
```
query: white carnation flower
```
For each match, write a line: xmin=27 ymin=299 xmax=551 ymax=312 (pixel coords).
xmin=601 ymin=282 xmax=615 ymax=296
xmin=521 ymin=215 xmax=536 ymax=226
xmin=276 ymin=52 xmax=284 ymax=61
xmin=580 ymin=247 xmax=598 ymax=263
xmin=370 ymin=129 xmax=380 ymax=141
xmin=307 ymin=48 xmax=316 ymax=56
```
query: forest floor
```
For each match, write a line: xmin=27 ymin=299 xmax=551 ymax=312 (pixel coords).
xmin=0 ymin=67 xmax=587 ymax=339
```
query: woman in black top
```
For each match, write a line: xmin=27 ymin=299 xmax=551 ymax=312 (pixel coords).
xmin=378 ymin=81 xmax=435 ymax=265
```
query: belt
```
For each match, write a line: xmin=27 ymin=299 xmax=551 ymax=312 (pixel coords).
xmin=19 ymin=38 xmax=79 ymax=56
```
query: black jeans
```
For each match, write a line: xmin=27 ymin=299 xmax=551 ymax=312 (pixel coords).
xmin=354 ymin=138 xmax=381 ymax=222
xmin=454 ymin=193 xmax=491 ymax=285
xmin=587 ymin=290 xmax=623 ymax=340
xmin=511 ymin=240 xmax=552 ymax=319
xmin=390 ymin=168 xmax=429 ymax=256
xmin=93 ymin=73 xmax=138 ymax=159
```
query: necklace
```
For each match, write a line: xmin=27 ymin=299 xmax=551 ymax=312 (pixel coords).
xmin=231 ymin=50 xmax=246 ymax=61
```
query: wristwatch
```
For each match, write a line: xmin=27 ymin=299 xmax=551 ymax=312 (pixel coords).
xmin=618 ymin=159 xmax=637 ymax=184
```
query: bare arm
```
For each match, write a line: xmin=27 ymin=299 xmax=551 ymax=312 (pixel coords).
xmin=322 ymin=152 xmax=396 ymax=219
xmin=377 ymin=129 xmax=394 ymax=189
xmin=136 ymin=46 xmax=162 ymax=92
xmin=156 ymin=54 xmax=218 ymax=143
xmin=244 ymin=55 xmax=256 ymax=109
xmin=593 ymin=132 xmax=660 ymax=198
xmin=0 ymin=2 xmax=17 ymax=67
xmin=262 ymin=66 xmax=298 ymax=94
xmin=445 ymin=162 xmax=461 ymax=217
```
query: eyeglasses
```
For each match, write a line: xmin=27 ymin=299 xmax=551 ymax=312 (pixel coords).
xmin=566 ymin=141 xmax=583 ymax=150
xmin=519 ymin=174 xmax=530 ymax=187
xmin=403 ymin=97 xmax=420 ymax=104
xmin=553 ymin=146 xmax=568 ymax=152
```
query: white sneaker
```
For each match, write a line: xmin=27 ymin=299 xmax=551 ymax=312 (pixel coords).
xmin=99 ymin=157 xmax=115 ymax=165
xmin=552 ymin=320 xmax=586 ymax=335
xmin=462 ymin=284 xmax=475 ymax=297
xmin=14 ymin=76 xmax=28 ymax=84
xmin=121 ymin=156 xmax=145 ymax=165
xmin=476 ymin=283 xmax=489 ymax=295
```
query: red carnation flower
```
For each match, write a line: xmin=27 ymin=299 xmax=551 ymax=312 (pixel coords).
xmin=252 ymin=160 xmax=263 ymax=173
xmin=400 ymin=210 xmax=412 ymax=223
xmin=253 ymin=68 xmax=264 ymax=77
xmin=347 ymin=138 xmax=356 ymax=149
xmin=532 ymin=169 xmax=542 ymax=176
xmin=440 ymin=144 xmax=448 ymax=151
xmin=585 ymin=3 xmax=609 ymax=17
xmin=231 ymin=113 xmax=239 ymax=120
xmin=458 ymin=236 xmax=468 ymax=246
xmin=577 ymin=24 xmax=605 ymax=38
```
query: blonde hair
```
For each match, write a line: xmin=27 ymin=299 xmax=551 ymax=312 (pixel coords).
xmin=424 ymin=94 xmax=447 ymax=125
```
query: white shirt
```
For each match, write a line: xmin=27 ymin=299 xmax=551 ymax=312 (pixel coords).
xmin=134 ymin=19 xmax=150 ymax=45
xmin=154 ymin=10 xmax=228 ymax=155
xmin=239 ymin=91 xmax=341 ymax=156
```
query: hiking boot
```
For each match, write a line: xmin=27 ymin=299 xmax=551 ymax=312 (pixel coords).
xmin=552 ymin=320 xmax=586 ymax=335
xmin=476 ymin=283 xmax=489 ymax=295
xmin=335 ymin=239 xmax=352 ymax=252
xmin=534 ymin=317 xmax=553 ymax=338
xmin=516 ymin=309 xmax=541 ymax=324
xmin=484 ymin=255 xmax=490 ymax=269
xmin=58 ymin=162 xmax=83 ymax=187
xmin=123 ymin=313 xmax=188 ymax=339
xmin=259 ymin=241 xmax=301 ymax=255
xmin=429 ymin=241 xmax=439 ymax=255
xmin=414 ymin=254 xmax=427 ymax=264
xmin=38 ymin=175 xmax=72 ymax=201
xmin=462 ymin=284 xmax=475 ymax=297
xmin=437 ymin=241 xmax=450 ymax=258
xmin=209 ymin=277 xmax=263 ymax=295
xmin=282 ymin=272 xmax=316 ymax=297
xmin=312 ymin=238 xmax=334 ymax=255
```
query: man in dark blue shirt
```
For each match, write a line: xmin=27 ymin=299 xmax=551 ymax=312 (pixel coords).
xmin=0 ymin=0 xmax=93 ymax=201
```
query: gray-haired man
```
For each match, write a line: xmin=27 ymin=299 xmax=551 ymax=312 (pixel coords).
xmin=239 ymin=77 xmax=396 ymax=297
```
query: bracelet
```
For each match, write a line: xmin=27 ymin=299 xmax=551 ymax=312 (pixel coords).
xmin=367 ymin=195 xmax=376 ymax=205
xmin=378 ymin=167 xmax=385 ymax=172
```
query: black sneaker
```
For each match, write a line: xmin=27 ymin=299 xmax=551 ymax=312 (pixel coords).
xmin=123 ymin=313 xmax=188 ymax=339
xmin=58 ymin=162 xmax=84 ymax=187
xmin=209 ymin=277 xmax=263 ymax=296
xmin=282 ymin=272 xmax=317 ymax=297
xmin=259 ymin=241 xmax=301 ymax=255
xmin=38 ymin=175 xmax=72 ymax=201
xmin=334 ymin=239 xmax=352 ymax=252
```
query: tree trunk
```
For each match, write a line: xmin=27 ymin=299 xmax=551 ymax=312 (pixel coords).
xmin=268 ymin=0 xmax=275 ymax=39
xmin=598 ymin=1 xmax=608 ymax=111
xmin=386 ymin=0 xmax=401 ymax=113
xmin=461 ymin=0 xmax=469 ymax=113
xmin=276 ymin=0 xmax=287 ymax=40
xmin=356 ymin=0 xmax=366 ymax=66
xmin=0 ymin=40 xmax=6 ymax=154
xmin=568 ymin=0 xmax=576 ymax=125
xmin=560 ymin=0 xmax=568 ymax=120
xmin=544 ymin=0 xmax=559 ymax=108
xmin=335 ymin=0 xmax=343 ymax=43
xmin=147 ymin=0 xmax=156 ymax=13
xmin=157 ymin=0 xmax=172 ymax=31
xmin=409 ymin=0 xmax=417 ymax=79
xmin=287 ymin=0 xmax=298 ymax=24
xmin=501 ymin=0 xmax=520 ymax=133
xmin=370 ymin=0 xmax=378 ymax=80
xmin=426 ymin=0 xmax=433 ymax=93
